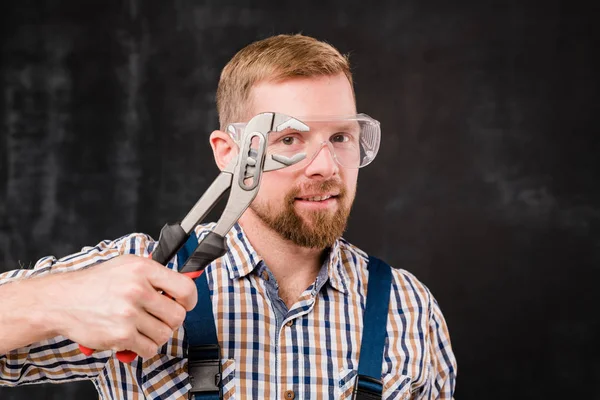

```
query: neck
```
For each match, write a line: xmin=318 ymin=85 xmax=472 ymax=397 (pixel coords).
xmin=238 ymin=211 xmax=327 ymax=304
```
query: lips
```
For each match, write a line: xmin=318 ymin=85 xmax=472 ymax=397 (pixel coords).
xmin=296 ymin=194 xmax=338 ymax=202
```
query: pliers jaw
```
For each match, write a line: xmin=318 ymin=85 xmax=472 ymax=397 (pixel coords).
xmin=234 ymin=113 xmax=309 ymax=180
xmin=272 ymin=113 xmax=311 ymax=133
xmin=244 ymin=112 xmax=310 ymax=135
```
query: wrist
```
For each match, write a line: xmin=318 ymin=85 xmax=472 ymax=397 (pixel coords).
xmin=0 ymin=272 xmax=79 ymax=353
xmin=26 ymin=273 xmax=71 ymax=339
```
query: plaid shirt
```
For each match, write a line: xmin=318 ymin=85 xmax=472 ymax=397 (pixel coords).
xmin=0 ymin=223 xmax=456 ymax=399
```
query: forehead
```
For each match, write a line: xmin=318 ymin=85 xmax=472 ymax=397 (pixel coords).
xmin=248 ymin=73 xmax=356 ymax=121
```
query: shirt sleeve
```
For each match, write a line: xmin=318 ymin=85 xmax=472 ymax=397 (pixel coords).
xmin=427 ymin=295 xmax=457 ymax=399
xmin=0 ymin=233 xmax=152 ymax=387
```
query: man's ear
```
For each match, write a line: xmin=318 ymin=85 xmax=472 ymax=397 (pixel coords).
xmin=210 ymin=130 xmax=238 ymax=171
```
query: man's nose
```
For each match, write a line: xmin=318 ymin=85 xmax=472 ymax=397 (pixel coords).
xmin=303 ymin=142 xmax=339 ymax=178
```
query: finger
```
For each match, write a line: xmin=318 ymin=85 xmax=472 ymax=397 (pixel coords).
xmin=142 ymin=290 xmax=187 ymax=330
xmin=121 ymin=330 xmax=158 ymax=360
xmin=145 ymin=263 xmax=198 ymax=311
xmin=135 ymin=311 xmax=175 ymax=350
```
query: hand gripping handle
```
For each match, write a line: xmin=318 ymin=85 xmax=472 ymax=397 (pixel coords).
xmin=79 ymin=223 xmax=193 ymax=363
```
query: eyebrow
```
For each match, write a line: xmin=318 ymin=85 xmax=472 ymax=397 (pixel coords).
xmin=332 ymin=122 xmax=360 ymax=132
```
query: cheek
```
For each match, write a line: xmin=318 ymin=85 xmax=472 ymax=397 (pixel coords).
xmin=343 ymin=171 xmax=359 ymax=196
xmin=255 ymin=172 xmax=292 ymax=203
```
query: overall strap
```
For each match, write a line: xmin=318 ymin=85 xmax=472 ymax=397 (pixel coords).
xmin=354 ymin=255 xmax=393 ymax=399
xmin=180 ymin=235 xmax=221 ymax=400
xmin=181 ymin=241 xmax=392 ymax=399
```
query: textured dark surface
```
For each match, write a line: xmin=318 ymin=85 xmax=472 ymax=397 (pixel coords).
xmin=1 ymin=1 xmax=599 ymax=399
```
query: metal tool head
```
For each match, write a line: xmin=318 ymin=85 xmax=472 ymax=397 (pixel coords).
xmin=272 ymin=113 xmax=310 ymax=132
xmin=239 ymin=112 xmax=308 ymax=177
xmin=242 ymin=112 xmax=310 ymax=141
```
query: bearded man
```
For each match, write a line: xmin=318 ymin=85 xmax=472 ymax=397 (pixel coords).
xmin=0 ymin=34 xmax=456 ymax=399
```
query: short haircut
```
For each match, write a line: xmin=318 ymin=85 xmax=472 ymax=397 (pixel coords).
xmin=217 ymin=34 xmax=354 ymax=130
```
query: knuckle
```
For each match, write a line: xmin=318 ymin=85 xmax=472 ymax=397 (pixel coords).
xmin=159 ymin=327 xmax=172 ymax=344
xmin=121 ymin=255 xmax=144 ymax=271
xmin=126 ymin=283 xmax=143 ymax=296
xmin=172 ymin=306 xmax=186 ymax=327
xmin=152 ymin=327 xmax=171 ymax=346
xmin=123 ymin=282 xmax=146 ymax=302
xmin=129 ymin=260 xmax=146 ymax=275
xmin=165 ymin=309 xmax=185 ymax=330
xmin=114 ymin=329 xmax=132 ymax=346
xmin=134 ymin=285 xmax=152 ymax=302
xmin=121 ymin=254 xmax=138 ymax=267
xmin=116 ymin=304 xmax=137 ymax=320
xmin=181 ymin=281 xmax=198 ymax=310
xmin=145 ymin=344 xmax=159 ymax=359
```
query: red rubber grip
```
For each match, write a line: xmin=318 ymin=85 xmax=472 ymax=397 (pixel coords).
xmin=79 ymin=344 xmax=94 ymax=356
xmin=183 ymin=270 xmax=204 ymax=279
xmin=115 ymin=350 xmax=137 ymax=363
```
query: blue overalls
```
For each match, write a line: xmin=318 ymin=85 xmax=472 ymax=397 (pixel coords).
xmin=180 ymin=243 xmax=392 ymax=400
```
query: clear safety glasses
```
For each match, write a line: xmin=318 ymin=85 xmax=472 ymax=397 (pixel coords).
xmin=227 ymin=113 xmax=381 ymax=170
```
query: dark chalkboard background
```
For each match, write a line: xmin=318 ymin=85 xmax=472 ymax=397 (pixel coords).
xmin=1 ymin=0 xmax=598 ymax=399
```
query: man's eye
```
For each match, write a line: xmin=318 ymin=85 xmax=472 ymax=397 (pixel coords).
xmin=331 ymin=133 xmax=350 ymax=143
xmin=281 ymin=136 xmax=296 ymax=145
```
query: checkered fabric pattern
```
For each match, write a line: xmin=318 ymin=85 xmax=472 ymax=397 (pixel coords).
xmin=0 ymin=223 xmax=456 ymax=399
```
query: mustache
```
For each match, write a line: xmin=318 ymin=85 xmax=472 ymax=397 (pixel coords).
xmin=285 ymin=179 xmax=347 ymax=203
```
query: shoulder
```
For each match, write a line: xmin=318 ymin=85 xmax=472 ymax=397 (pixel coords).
xmin=52 ymin=232 xmax=155 ymax=267
xmin=388 ymin=267 xmax=436 ymax=320
xmin=336 ymin=237 xmax=370 ymax=266
xmin=0 ymin=232 xmax=155 ymax=284
xmin=338 ymin=238 xmax=435 ymax=314
xmin=113 ymin=232 xmax=155 ymax=256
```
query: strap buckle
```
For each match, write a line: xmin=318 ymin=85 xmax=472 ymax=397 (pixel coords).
xmin=352 ymin=374 xmax=383 ymax=400
xmin=188 ymin=345 xmax=222 ymax=394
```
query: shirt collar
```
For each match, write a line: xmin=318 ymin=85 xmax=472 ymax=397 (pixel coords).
xmin=215 ymin=223 xmax=349 ymax=294
xmin=222 ymin=223 xmax=264 ymax=279
xmin=323 ymin=239 xmax=349 ymax=294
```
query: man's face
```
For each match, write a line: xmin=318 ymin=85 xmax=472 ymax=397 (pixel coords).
xmin=244 ymin=73 xmax=359 ymax=248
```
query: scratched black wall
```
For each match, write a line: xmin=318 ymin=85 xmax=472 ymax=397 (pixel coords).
xmin=1 ymin=1 xmax=599 ymax=399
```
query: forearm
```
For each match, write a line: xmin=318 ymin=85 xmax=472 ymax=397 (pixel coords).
xmin=0 ymin=272 xmax=111 ymax=387
xmin=0 ymin=236 xmax=127 ymax=354
xmin=0 ymin=274 xmax=65 ymax=354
